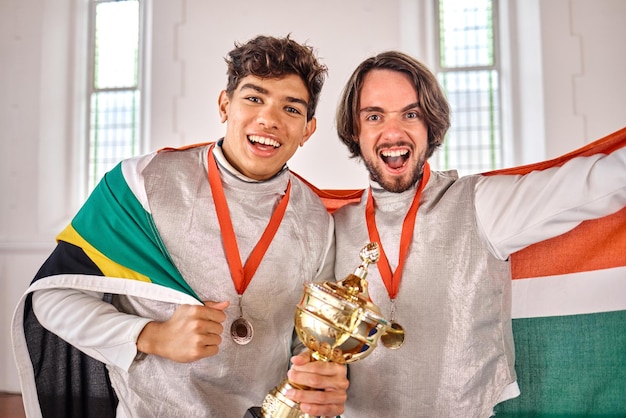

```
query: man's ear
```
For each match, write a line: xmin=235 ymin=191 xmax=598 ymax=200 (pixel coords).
xmin=299 ymin=117 xmax=317 ymax=147
xmin=218 ymin=90 xmax=229 ymax=123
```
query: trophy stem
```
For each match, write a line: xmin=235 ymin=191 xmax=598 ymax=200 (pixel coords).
xmin=261 ymin=378 xmax=316 ymax=418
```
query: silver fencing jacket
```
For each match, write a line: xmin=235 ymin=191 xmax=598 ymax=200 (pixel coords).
xmin=334 ymin=171 xmax=514 ymax=418
xmin=24 ymin=142 xmax=335 ymax=418
xmin=108 ymin=144 xmax=335 ymax=417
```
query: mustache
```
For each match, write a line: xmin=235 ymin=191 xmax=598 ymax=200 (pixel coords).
xmin=374 ymin=142 xmax=415 ymax=154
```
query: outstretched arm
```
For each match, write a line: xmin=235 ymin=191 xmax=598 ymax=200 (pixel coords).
xmin=476 ymin=147 xmax=626 ymax=259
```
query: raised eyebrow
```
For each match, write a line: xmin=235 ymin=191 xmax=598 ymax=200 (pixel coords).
xmin=239 ymin=83 xmax=268 ymax=95
xmin=286 ymin=96 xmax=309 ymax=109
xmin=239 ymin=83 xmax=308 ymax=109
xmin=403 ymin=102 xmax=422 ymax=113
xmin=359 ymin=102 xmax=421 ymax=115
xmin=359 ymin=106 xmax=384 ymax=114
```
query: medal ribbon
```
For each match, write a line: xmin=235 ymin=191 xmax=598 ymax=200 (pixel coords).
xmin=207 ymin=144 xmax=291 ymax=295
xmin=365 ymin=162 xmax=431 ymax=299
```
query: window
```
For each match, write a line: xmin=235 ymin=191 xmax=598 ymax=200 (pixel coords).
xmin=434 ymin=0 xmax=502 ymax=175
xmin=87 ymin=0 xmax=143 ymax=190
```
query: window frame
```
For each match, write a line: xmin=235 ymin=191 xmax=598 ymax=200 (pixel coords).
xmin=431 ymin=0 xmax=513 ymax=175
xmin=84 ymin=0 xmax=146 ymax=194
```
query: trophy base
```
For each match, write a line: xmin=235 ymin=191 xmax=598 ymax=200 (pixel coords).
xmin=244 ymin=407 xmax=262 ymax=418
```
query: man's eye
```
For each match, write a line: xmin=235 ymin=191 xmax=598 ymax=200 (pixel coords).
xmin=285 ymin=106 xmax=302 ymax=115
xmin=367 ymin=114 xmax=381 ymax=122
xmin=246 ymin=96 xmax=261 ymax=103
xmin=406 ymin=111 xmax=423 ymax=119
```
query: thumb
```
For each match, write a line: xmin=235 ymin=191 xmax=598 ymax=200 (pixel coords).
xmin=203 ymin=300 xmax=230 ymax=310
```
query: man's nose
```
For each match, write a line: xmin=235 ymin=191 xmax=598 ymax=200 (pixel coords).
xmin=381 ymin=116 xmax=405 ymax=140
xmin=256 ymin=105 xmax=280 ymax=129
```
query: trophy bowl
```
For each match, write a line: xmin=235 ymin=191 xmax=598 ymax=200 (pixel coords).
xmin=294 ymin=278 xmax=388 ymax=364
xmin=259 ymin=242 xmax=392 ymax=418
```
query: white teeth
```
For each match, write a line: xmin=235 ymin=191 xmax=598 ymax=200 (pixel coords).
xmin=381 ymin=149 xmax=408 ymax=157
xmin=249 ymin=135 xmax=280 ymax=148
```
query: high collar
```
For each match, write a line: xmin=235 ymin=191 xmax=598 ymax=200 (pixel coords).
xmin=212 ymin=139 xmax=289 ymax=183
xmin=368 ymin=178 xmax=423 ymax=213
xmin=208 ymin=140 xmax=290 ymax=195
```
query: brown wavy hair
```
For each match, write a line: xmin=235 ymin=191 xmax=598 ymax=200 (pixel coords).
xmin=336 ymin=51 xmax=451 ymax=159
xmin=224 ymin=35 xmax=327 ymax=122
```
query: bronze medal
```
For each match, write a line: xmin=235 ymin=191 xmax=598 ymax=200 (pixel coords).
xmin=231 ymin=317 xmax=254 ymax=345
xmin=207 ymin=145 xmax=289 ymax=348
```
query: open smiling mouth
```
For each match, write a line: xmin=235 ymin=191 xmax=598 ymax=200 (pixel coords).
xmin=380 ymin=149 xmax=410 ymax=170
xmin=248 ymin=135 xmax=280 ymax=148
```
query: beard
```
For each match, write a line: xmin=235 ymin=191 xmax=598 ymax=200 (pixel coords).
xmin=363 ymin=153 xmax=426 ymax=193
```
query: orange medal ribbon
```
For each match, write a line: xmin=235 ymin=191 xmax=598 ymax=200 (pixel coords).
xmin=365 ymin=163 xmax=431 ymax=299
xmin=207 ymin=144 xmax=291 ymax=294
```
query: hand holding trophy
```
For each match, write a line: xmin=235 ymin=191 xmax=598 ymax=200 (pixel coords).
xmin=247 ymin=242 xmax=403 ymax=418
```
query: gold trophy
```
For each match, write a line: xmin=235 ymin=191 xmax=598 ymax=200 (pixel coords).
xmin=257 ymin=242 xmax=404 ymax=418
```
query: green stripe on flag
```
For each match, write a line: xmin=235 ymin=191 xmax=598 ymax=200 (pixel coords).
xmin=70 ymin=163 xmax=199 ymax=300
xmin=495 ymin=310 xmax=626 ymax=417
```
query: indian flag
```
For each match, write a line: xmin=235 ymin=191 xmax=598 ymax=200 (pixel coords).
xmin=493 ymin=208 xmax=626 ymax=416
xmin=491 ymin=128 xmax=626 ymax=416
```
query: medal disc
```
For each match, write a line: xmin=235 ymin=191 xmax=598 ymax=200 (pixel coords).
xmin=381 ymin=321 xmax=405 ymax=349
xmin=231 ymin=317 xmax=254 ymax=345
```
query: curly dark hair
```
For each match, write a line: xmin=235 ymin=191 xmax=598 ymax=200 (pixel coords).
xmin=336 ymin=51 xmax=451 ymax=159
xmin=224 ymin=35 xmax=327 ymax=122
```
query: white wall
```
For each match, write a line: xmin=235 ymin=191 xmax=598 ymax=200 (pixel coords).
xmin=539 ymin=0 xmax=626 ymax=156
xmin=1 ymin=0 xmax=625 ymax=393
xmin=146 ymin=0 xmax=396 ymax=189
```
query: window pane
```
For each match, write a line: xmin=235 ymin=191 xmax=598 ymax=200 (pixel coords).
xmin=435 ymin=0 xmax=501 ymax=175
xmin=94 ymin=0 xmax=139 ymax=89
xmin=439 ymin=0 xmax=494 ymax=68
xmin=89 ymin=90 xmax=140 ymax=187
xmin=89 ymin=0 xmax=141 ymax=190
xmin=436 ymin=70 xmax=501 ymax=173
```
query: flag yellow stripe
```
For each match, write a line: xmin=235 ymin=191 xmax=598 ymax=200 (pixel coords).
xmin=57 ymin=225 xmax=152 ymax=283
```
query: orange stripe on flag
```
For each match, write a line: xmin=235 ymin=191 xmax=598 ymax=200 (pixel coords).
xmin=489 ymin=127 xmax=626 ymax=280
xmin=158 ymin=142 xmax=213 ymax=152
xmin=292 ymin=171 xmax=365 ymax=213
xmin=510 ymin=206 xmax=626 ymax=279
xmin=484 ymin=126 xmax=626 ymax=176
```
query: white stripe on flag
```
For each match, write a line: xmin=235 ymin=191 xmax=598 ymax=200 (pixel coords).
xmin=122 ymin=152 xmax=157 ymax=212
xmin=512 ymin=265 xmax=626 ymax=319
